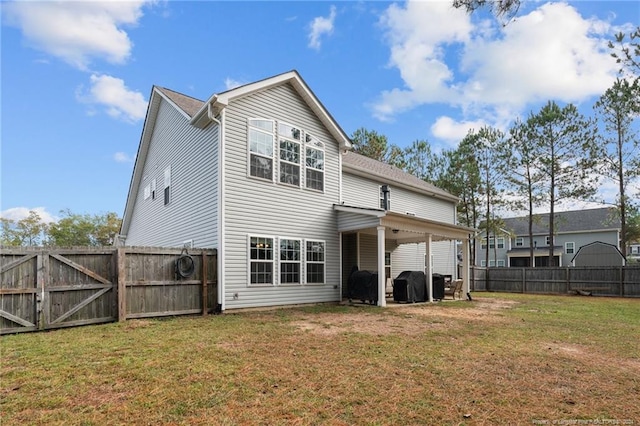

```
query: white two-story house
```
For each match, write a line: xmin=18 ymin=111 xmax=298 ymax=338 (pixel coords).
xmin=120 ymin=71 xmax=474 ymax=311
xmin=476 ymin=208 xmax=621 ymax=267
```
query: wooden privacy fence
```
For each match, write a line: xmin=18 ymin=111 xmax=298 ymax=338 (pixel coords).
xmin=471 ymin=266 xmax=640 ymax=297
xmin=1 ymin=247 xmax=217 ymax=335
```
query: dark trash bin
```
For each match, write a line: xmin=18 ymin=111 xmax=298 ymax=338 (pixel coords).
xmin=432 ymin=273 xmax=445 ymax=300
xmin=393 ymin=271 xmax=427 ymax=303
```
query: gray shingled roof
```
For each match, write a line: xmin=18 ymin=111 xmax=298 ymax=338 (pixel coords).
xmin=342 ymin=151 xmax=457 ymax=201
xmin=156 ymin=86 xmax=204 ymax=118
xmin=503 ymin=207 xmax=620 ymax=235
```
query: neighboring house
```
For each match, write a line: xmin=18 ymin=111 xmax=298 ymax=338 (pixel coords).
xmin=120 ymin=70 xmax=475 ymax=311
xmin=628 ymin=242 xmax=640 ymax=263
xmin=571 ymin=241 xmax=625 ymax=267
xmin=476 ymin=208 xmax=620 ymax=267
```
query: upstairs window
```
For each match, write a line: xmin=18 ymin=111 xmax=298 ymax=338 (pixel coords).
xmin=164 ymin=166 xmax=171 ymax=206
xmin=248 ymin=119 xmax=274 ymax=180
xmin=565 ymin=242 xmax=575 ymax=254
xmin=497 ymin=237 xmax=505 ymax=249
xmin=305 ymin=144 xmax=324 ymax=191
xmin=278 ymin=123 xmax=301 ymax=186
xmin=515 ymin=237 xmax=523 ymax=247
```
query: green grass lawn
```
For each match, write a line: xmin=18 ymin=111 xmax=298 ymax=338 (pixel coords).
xmin=1 ymin=293 xmax=639 ymax=425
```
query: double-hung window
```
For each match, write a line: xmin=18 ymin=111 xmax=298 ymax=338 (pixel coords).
xmin=515 ymin=237 xmax=523 ymax=247
xmin=565 ymin=242 xmax=575 ymax=254
xmin=497 ymin=237 xmax=505 ymax=249
xmin=280 ymin=238 xmax=301 ymax=284
xmin=306 ymin=240 xmax=325 ymax=284
xmin=248 ymin=119 xmax=274 ymax=180
xmin=249 ymin=236 xmax=274 ymax=285
xmin=305 ymin=134 xmax=324 ymax=191
xmin=278 ymin=123 xmax=301 ymax=186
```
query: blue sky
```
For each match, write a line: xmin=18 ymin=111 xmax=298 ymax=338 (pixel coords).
xmin=1 ymin=0 xmax=638 ymax=223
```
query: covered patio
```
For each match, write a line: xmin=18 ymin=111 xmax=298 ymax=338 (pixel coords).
xmin=335 ymin=205 xmax=476 ymax=307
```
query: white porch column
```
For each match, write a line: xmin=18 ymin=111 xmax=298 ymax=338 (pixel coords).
xmin=426 ymin=234 xmax=433 ymax=302
xmin=377 ymin=226 xmax=386 ymax=307
xmin=462 ymin=238 xmax=470 ymax=296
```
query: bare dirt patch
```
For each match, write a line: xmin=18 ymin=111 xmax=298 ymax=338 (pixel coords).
xmin=291 ymin=297 xmax=518 ymax=336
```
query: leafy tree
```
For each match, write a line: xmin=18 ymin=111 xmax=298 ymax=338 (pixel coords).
xmin=527 ymin=101 xmax=600 ymax=266
xmin=608 ymin=26 xmax=640 ymax=78
xmin=350 ymin=128 xmax=390 ymax=162
xmin=594 ymin=78 xmax=640 ymax=256
xmin=47 ymin=210 xmax=96 ymax=246
xmin=1 ymin=218 xmax=21 ymax=246
xmin=437 ymin=136 xmax=483 ymax=266
xmin=46 ymin=210 xmax=122 ymax=247
xmin=505 ymin=118 xmax=545 ymax=266
xmin=452 ymin=0 xmax=520 ymax=18
xmin=94 ymin=212 xmax=122 ymax=246
xmin=2 ymin=211 xmax=49 ymax=246
xmin=471 ymin=126 xmax=510 ymax=267
xmin=394 ymin=139 xmax=443 ymax=183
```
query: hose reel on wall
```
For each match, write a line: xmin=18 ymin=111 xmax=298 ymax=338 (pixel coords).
xmin=175 ymin=247 xmax=195 ymax=279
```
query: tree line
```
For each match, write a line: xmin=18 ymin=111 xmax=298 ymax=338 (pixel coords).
xmin=351 ymin=27 xmax=640 ymax=266
xmin=1 ymin=210 xmax=122 ymax=247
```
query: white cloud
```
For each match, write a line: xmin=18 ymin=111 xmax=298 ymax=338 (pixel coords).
xmin=1 ymin=207 xmax=57 ymax=224
xmin=114 ymin=152 xmax=134 ymax=163
xmin=224 ymin=78 xmax=245 ymax=90
xmin=430 ymin=116 xmax=487 ymax=145
xmin=3 ymin=0 xmax=152 ymax=70
xmin=375 ymin=1 xmax=621 ymax=124
xmin=308 ymin=5 xmax=337 ymax=50
xmin=77 ymin=74 xmax=148 ymax=123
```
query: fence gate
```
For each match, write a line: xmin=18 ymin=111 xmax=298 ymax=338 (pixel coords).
xmin=1 ymin=250 xmax=117 ymax=334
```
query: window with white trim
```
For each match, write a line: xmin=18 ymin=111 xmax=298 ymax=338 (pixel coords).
xmin=488 ymin=260 xmax=496 ymax=267
xmin=278 ymin=123 xmax=301 ymax=186
xmin=515 ymin=237 xmax=523 ymax=247
xmin=546 ymin=236 xmax=553 ymax=245
xmin=163 ymin=166 xmax=171 ymax=205
xmin=305 ymin=139 xmax=324 ymax=191
xmin=280 ymin=238 xmax=301 ymax=284
xmin=497 ymin=260 xmax=505 ymax=267
xmin=488 ymin=237 xmax=495 ymax=249
xmin=379 ymin=185 xmax=390 ymax=210
xmin=481 ymin=238 xmax=487 ymax=250
xmin=248 ymin=119 xmax=274 ymax=180
xmin=480 ymin=260 xmax=486 ymax=267
xmin=565 ymin=242 xmax=575 ymax=254
xmin=306 ymin=240 xmax=325 ymax=284
xmin=497 ymin=237 xmax=505 ymax=249
xmin=249 ymin=236 xmax=274 ymax=285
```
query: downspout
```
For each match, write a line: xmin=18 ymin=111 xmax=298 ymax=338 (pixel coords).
xmin=208 ymin=103 xmax=226 ymax=312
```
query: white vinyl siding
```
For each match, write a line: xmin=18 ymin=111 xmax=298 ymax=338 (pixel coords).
xmin=223 ymin=83 xmax=341 ymax=309
xmin=125 ymin=97 xmax=218 ymax=248
xmin=342 ymin=172 xmax=455 ymax=222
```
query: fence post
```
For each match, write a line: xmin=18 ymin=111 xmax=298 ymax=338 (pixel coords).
xmin=566 ymin=267 xmax=570 ymax=294
xmin=620 ymin=266 xmax=624 ymax=297
xmin=202 ymin=251 xmax=208 ymax=316
xmin=36 ymin=252 xmax=49 ymax=330
xmin=117 ymin=248 xmax=127 ymax=322
xmin=522 ymin=268 xmax=526 ymax=294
